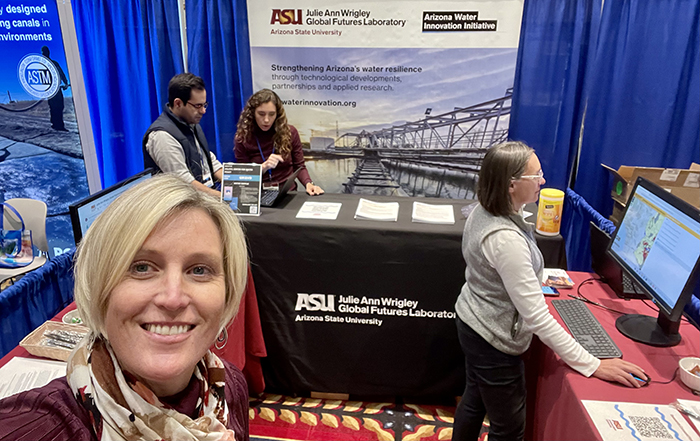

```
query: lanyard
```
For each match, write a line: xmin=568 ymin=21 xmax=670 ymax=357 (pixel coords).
xmin=255 ymin=138 xmax=273 ymax=183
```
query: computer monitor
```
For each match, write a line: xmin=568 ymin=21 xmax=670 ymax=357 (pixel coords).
xmin=69 ymin=169 xmax=154 ymax=243
xmin=590 ymin=222 xmax=645 ymax=299
xmin=607 ymin=177 xmax=700 ymax=347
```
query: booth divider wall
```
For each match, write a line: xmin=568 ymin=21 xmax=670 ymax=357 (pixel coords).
xmin=0 ymin=250 xmax=75 ymax=358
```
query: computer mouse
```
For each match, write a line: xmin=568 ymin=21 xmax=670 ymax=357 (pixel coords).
xmin=632 ymin=373 xmax=651 ymax=386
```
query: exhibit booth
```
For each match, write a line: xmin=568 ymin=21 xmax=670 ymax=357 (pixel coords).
xmin=1 ymin=1 xmax=699 ymax=440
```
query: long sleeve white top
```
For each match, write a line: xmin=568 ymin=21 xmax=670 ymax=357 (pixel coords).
xmin=482 ymin=229 xmax=600 ymax=377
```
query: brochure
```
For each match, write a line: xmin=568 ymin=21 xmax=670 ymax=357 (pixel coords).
xmin=582 ymin=400 xmax=700 ymax=441
xmin=221 ymin=163 xmax=262 ymax=216
xmin=542 ymin=268 xmax=575 ymax=289
xmin=296 ymin=201 xmax=342 ymax=220
xmin=0 ymin=357 xmax=66 ymax=400
xmin=354 ymin=198 xmax=399 ymax=222
xmin=411 ymin=201 xmax=455 ymax=224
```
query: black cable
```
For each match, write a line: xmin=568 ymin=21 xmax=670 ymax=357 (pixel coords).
xmin=640 ymin=298 xmax=698 ymax=328
xmin=568 ymin=277 xmax=630 ymax=315
xmin=0 ymin=100 xmax=43 ymax=112
xmin=577 ymin=279 xmax=699 ymax=329
xmin=649 ymin=367 xmax=679 ymax=385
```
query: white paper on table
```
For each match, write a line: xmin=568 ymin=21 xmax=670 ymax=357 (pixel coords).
xmin=582 ymin=400 xmax=700 ymax=441
xmin=411 ymin=202 xmax=455 ymax=224
xmin=677 ymin=400 xmax=700 ymax=434
xmin=354 ymin=198 xmax=399 ymax=222
xmin=295 ymin=201 xmax=342 ymax=220
xmin=0 ymin=357 xmax=67 ymax=399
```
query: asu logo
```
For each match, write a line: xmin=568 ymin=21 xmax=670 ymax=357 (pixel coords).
xmin=295 ymin=293 xmax=335 ymax=311
xmin=271 ymin=9 xmax=302 ymax=25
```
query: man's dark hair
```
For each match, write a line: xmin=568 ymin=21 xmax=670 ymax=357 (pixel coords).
xmin=168 ymin=73 xmax=205 ymax=107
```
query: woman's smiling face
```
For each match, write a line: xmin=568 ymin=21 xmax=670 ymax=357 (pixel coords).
xmin=103 ymin=208 xmax=225 ymax=397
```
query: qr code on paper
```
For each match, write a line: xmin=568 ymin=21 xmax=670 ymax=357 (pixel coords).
xmin=628 ymin=416 xmax=673 ymax=439
xmin=250 ymin=206 xmax=258 ymax=214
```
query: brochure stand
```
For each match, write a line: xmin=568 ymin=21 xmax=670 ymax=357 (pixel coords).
xmin=221 ymin=163 xmax=262 ymax=216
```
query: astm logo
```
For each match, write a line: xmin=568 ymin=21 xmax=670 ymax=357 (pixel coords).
xmin=17 ymin=54 xmax=59 ymax=99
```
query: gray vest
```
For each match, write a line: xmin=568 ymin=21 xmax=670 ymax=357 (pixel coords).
xmin=455 ymin=203 xmax=544 ymax=355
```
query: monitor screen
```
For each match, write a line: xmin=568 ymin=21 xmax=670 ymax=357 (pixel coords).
xmin=69 ymin=169 xmax=154 ymax=243
xmin=607 ymin=176 xmax=700 ymax=346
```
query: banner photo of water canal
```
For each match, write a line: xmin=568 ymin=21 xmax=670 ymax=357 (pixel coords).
xmin=298 ymin=88 xmax=510 ymax=200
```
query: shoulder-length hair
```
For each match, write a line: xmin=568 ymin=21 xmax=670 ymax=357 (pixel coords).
xmin=235 ymin=89 xmax=293 ymax=158
xmin=477 ymin=141 xmax=535 ymax=216
xmin=73 ymin=174 xmax=248 ymax=336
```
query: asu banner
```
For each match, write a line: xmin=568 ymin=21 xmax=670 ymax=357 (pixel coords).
xmin=247 ymin=0 xmax=524 ymax=145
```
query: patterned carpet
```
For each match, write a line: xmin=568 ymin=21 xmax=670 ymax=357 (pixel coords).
xmin=249 ymin=393 xmax=490 ymax=441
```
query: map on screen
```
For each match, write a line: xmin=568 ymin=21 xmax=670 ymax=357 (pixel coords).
xmin=611 ymin=185 xmax=700 ymax=310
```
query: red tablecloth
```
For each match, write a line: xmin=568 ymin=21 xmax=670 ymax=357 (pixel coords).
xmin=526 ymin=272 xmax=700 ymax=440
xmin=0 ymin=268 xmax=266 ymax=395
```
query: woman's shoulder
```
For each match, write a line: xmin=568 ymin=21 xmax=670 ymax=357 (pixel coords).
xmin=223 ymin=359 xmax=247 ymax=395
xmin=222 ymin=360 xmax=249 ymax=440
xmin=0 ymin=377 xmax=95 ymax=440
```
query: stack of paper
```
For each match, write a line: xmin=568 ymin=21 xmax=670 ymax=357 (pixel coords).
xmin=0 ymin=357 xmax=66 ymax=399
xmin=412 ymin=201 xmax=455 ymax=224
xmin=296 ymin=201 xmax=342 ymax=220
xmin=354 ymin=198 xmax=399 ymax=222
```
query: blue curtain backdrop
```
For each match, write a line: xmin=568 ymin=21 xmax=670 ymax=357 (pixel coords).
xmin=573 ymin=0 xmax=700 ymax=215
xmin=73 ymin=0 xmax=183 ymax=188
xmin=510 ymin=0 xmax=700 ymax=270
xmin=509 ymin=0 xmax=601 ymax=192
xmin=186 ymin=0 xmax=253 ymax=163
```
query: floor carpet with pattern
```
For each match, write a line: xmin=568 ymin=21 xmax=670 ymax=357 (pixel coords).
xmin=249 ymin=393 xmax=489 ymax=441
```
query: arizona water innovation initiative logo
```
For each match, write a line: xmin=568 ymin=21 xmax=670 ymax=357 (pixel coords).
xmin=17 ymin=54 xmax=60 ymax=99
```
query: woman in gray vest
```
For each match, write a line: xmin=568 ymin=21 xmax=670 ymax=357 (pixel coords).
xmin=452 ymin=142 xmax=648 ymax=441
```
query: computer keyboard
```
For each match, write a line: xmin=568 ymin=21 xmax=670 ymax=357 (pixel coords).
xmin=260 ymin=190 xmax=278 ymax=206
xmin=551 ymin=299 xmax=622 ymax=359
xmin=622 ymin=273 xmax=642 ymax=295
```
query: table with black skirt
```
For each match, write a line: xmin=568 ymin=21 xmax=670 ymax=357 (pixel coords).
xmin=242 ymin=192 xmax=565 ymax=398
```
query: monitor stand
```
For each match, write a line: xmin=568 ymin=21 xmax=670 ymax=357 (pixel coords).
xmin=615 ymin=313 xmax=681 ymax=347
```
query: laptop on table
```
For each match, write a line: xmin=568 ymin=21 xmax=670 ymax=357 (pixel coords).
xmin=260 ymin=168 xmax=302 ymax=207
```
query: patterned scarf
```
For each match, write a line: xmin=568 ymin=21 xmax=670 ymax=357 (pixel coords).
xmin=66 ymin=334 xmax=235 ymax=441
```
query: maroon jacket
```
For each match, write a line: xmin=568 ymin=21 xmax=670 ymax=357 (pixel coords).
xmin=234 ymin=124 xmax=312 ymax=188
xmin=0 ymin=360 xmax=249 ymax=441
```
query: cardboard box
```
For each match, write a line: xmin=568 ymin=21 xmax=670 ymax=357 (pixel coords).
xmin=603 ymin=163 xmax=700 ymax=225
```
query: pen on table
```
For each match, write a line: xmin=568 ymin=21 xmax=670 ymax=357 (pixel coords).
xmin=675 ymin=402 xmax=700 ymax=420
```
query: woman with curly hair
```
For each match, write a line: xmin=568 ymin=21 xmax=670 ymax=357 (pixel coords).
xmin=234 ymin=89 xmax=324 ymax=195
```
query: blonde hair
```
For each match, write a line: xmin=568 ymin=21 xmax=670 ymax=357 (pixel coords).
xmin=235 ymin=89 xmax=292 ymax=157
xmin=73 ymin=174 xmax=248 ymax=336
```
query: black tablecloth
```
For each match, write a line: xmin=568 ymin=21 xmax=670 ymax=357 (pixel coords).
xmin=242 ymin=193 xmax=564 ymax=398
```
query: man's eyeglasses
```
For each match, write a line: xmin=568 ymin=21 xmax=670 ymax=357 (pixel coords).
xmin=516 ymin=170 xmax=544 ymax=180
xmin=187 ymin=101 xmax=209 ymax=110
